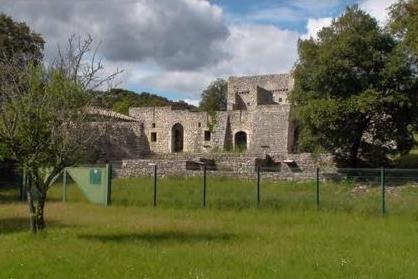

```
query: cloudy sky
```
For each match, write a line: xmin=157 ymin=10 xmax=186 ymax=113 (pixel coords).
xmin=0 ymin=0 xmax=397 ymax=105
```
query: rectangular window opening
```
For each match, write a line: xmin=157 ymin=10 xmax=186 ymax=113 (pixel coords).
xmin=204 ymin=131 xmax=211 ymax=141
xmin=151 ymin=132 xmax=157 ymax=142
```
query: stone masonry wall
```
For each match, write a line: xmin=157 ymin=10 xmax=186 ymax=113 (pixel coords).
xmin=129 ymin=106 xmax=214 ymax=154
xmin=94 ymin=122 xmax=150 ymax=161
xmin=227 ymin=73 xmax=292 ymax=110
xmin=114 ymin=153 xmax=335 ymax=181
xmin=250 ymin=105 xmax=290 ymax=154
xmin=121 ymin=73 xmax=296 ymax=155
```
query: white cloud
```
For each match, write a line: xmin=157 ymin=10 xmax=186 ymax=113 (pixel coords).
xmin=135 ymin=24 xmax=299 ymax=97
xmin=301 ymin=0 xmax=397 ymax=41
xmin=359 ymin=0 xmax=397 ymax=24
xmin=0 ymin=0 xmax=229 ymax=70
xmin=5 ymin=0 xmax=379 ymax=101
xmin=139 ymin=0 xmax=396 ymax=99
xmin=214 ymin=24 xmax=299 ymax=76
xmin=301 ymin=17 xmax=333 ymax=40
xmin=183 ymin=99 xmax=200 ymax=106
xmin=139 ymin=71 xmax=214 ymax=97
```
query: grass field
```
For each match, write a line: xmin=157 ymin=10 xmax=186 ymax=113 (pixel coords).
xmin=1 ymin=176 xmax=418 ymax=278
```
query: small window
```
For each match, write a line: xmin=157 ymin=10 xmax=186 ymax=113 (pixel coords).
xmin=278 ymin=97 xmax=282 ymax=102
xmin=152 ymin=123 xmax=156 ymax=128
xmin=151 ymin=132 xmax=157 ymax=142
xmin=204 ymin=131 xmax=211 ymax=141
xmin=198 ymin=122 xmax=201 ymax=127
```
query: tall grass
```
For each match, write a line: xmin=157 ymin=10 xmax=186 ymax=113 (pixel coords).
xmin=47 ymin=175 xmax=418 ymax=216
xmin=2 ymin=175 xmax=418 ymax=278
xmin=1 ymin=201 xmax=418 ymax=278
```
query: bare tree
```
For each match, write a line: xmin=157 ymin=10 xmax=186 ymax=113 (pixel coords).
xmin=0 ymin=35 xmax=122 ymax=232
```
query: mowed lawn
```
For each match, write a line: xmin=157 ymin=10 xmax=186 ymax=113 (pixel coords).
xmin=1 ymin=177 xmax=418 ymax=278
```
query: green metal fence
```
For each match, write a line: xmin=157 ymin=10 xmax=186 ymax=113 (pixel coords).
xmin=107 ymin=165 xmax=418 ymax=215
xmin=3 ymin=163 xmax=418 ymax=215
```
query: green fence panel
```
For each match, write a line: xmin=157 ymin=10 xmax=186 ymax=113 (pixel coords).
xmin=65 ymin=165 xmax=110 ymax=206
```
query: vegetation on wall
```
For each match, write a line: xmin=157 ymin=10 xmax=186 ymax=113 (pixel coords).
xmin=199 ymin=79 xmax=227 ymax=112
xmin=199 ymin=79 xmax=227 ymax=132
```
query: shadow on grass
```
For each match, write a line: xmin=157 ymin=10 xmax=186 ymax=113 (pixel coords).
xmin=78 ymin=231 xmax=237 ymax=243
xmin=0 ymin=217 xmax=67 ymax=234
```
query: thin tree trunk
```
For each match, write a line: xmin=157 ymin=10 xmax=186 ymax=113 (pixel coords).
xmin=35 ymin=192 xmax=46 ymax=231
xmin=26 ymin=176 xmax=37 ymax=233
xmin=350 ymin=138 xmax=361 ymax=168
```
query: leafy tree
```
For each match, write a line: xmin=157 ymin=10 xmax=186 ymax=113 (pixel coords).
xmin=199 ymin=78 xmax=227 ymax=112
xmin=389 ymin=0 xmax=418 ymax=57
xmin=0 ymin=36 xmax=119 ymax=232
xmin=0 ymin=13 xmax=44 ymax=66
xmin=291 ymin=6 xmax=418 ymax=166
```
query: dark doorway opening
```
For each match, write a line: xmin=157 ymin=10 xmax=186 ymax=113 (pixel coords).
xmin=234 ymin=131 xmax=247 ymax=152
xmin=172 ymin=123 xmax=184 ymax=152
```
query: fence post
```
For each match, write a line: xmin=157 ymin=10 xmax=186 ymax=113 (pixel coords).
xmin=20 ymin=170 xmax=26 ymax=201
xmin=316 ymin=167 xmax=320 ymax=209
xmin=24 ymin=173 xmax=29 ymax=201
xmin=381 ymin=167 xmax=386 ymax=215
xmin=202 ymin=164 xmax=207 ymax=208
xmin=62 ymin=169 xmax=67 ymax=202
xmin=257 ymin=166 xmax=261 ymax=208
xmin=106 ymin=164 xmax=112 ymax=206
xmin=153 ymin=164 xmax=157 ymax=207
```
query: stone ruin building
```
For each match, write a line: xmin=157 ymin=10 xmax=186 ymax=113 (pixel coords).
xmin=130 ymin=73 xmax=294 ymax=154
xmin=100 ymin=73 xmax=333 ymax=179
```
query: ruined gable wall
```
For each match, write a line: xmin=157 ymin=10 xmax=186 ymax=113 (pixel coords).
xmin=256 ymin=86 xmax=274 ymax=105
xmin=226 ymin=109 xmax=254 ymax=150
xmin=227 ymin=74 xmax=292 ymax=110
xmin=129 ymin=106 xmax=218 ymax=153
xmin=225 ymin=105 xmax=290 ymax=154
xmin=250 ymin=105 xmax=290 ymax=154
xmin=93 ymin=122 xmax=149 ymax=161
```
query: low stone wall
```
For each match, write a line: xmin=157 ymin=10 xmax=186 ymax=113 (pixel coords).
xmin=113 ymin=153 xmax=335 ymax=181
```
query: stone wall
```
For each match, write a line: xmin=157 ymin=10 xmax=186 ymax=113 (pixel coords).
xmin=227 ymin=73 xmax=293 ymax=110
xmin=129 ymin=106 xmax=214 ymax=154
xmin=104 ymin=105 xmax=292 ymax=158
xmin=250 ymin=105 xmax=291 ymax=154
xmin=113 ymin=153 xmax=335 ymax=181
xmin=121 ymin=73 xmax=296 ymax=155
xmin=127 ymin=104 xmax=291 ymax=155
xmin=94 ymin=122 xmax=149 ymax=161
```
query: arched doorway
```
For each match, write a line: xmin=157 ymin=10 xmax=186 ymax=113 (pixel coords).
xmin=171 ymin=123 xmax=184 ymax=152
xmin=234 ymin=131 xmax=247 ymax=152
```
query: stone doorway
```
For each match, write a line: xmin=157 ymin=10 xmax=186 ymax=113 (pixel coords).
xmin=234 ymin=131 xmax=247 ymax=152
xmin=171 ymin=123 xmax=184 ymax=152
